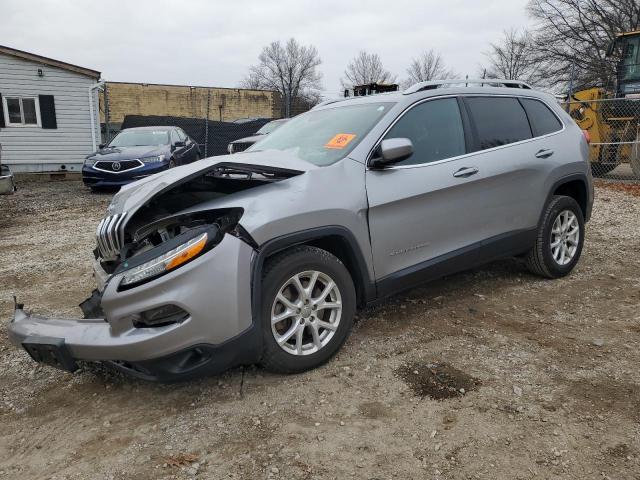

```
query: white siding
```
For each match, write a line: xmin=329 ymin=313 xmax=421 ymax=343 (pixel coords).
xmin=0 ymin=53 xmax=100 ymax=172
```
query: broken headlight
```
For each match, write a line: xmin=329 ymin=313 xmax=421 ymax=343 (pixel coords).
xmin=120 ymin=231 xmax=209 ymax=288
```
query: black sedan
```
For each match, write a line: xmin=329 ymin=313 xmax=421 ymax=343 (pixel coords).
xmin=82 ymin=126 xmax=201 ymax=189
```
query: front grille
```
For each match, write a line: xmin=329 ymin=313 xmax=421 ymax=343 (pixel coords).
xmin=231 ymin=142 xmax=252 ymax=153
xmin=94 ymin=159 xmax=143 ymax=173
xmin=96 ymin=212 xmax=127 ymax=260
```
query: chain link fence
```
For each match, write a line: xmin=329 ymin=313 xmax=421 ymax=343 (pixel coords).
xmin=99 ymin=83 xmax=279 ymax=158
xmin=97 ymin=84 xmax=640 ymax=181
xmin=563 ymin=97 xmax=640 ymax=181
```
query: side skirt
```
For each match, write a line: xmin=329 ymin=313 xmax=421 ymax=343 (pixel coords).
xmin=375 ymin=229 xmax=537 ymax=300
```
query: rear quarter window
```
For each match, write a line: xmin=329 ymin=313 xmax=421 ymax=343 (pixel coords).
xmin=464 ymin=97 xmax=532 ymax=151
xmin=520 ymin=98 xmax=563 ymax=136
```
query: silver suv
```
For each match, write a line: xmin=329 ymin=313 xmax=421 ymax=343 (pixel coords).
xmin=9 ymin=79 xmax=594 ymax=381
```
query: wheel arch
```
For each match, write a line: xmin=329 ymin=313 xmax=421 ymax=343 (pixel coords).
xmin=251 ymin=227 xmax=376 ymax=314
xmin=544 ymin=173 xmax=592 ymax=224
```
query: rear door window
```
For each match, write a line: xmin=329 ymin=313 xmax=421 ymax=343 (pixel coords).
xmin=520 ymin=98 xmax=563 ymax=137
xmin=464 ymin=97 xmax=532 ymax=151
xmin=383 ymin=97 xmax=466 ymax=166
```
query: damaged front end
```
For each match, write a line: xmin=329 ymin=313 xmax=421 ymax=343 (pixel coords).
xmin=9 ymin=161 xmax=304 ymax=381
xmin=97 ymin=161 xmax=301 ymax=277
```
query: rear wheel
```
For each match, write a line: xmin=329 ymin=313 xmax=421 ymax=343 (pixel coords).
xmin=525 ymin=195 xmax=585 ymax=278
xmin=260 ymin=246 xmax=356 ymax=374
xmin=168 ymin=159 xmax=177 ymax=168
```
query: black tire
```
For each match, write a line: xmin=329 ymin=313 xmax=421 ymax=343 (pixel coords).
xmin=168 ymin=159 xmax=177 ymax=168
xmin=525 ymin=195 xmax=585 ymax=278
xmin=260 ymin=246 xmax=356 ymax=374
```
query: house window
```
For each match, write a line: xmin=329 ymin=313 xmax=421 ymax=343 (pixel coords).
xmin=3 ymin=96 xmax=41 ymax=127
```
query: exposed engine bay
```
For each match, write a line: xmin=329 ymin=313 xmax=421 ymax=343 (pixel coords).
xmin=97 ymin=163 xmax=303 ymax=273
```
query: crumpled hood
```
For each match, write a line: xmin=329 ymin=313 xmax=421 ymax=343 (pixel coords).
xmin=107 ymin=149 xmax=319 ymax=216
xmin=88 ymin=145 xmax=168 ymax=161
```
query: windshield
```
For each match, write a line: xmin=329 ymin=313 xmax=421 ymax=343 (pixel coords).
xmin=108 ymin=130 xmax=170 ymax=148
xmin=248 ymin=102 xmax=394 ymax=166
xmin=620 ymin=36 xmax=640 ymax=82
xmin=256 ymin=120 xmax=287 ymax=135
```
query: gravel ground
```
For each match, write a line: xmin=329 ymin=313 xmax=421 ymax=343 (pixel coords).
xmin=1 ymin=177 xmax=639 ymax=480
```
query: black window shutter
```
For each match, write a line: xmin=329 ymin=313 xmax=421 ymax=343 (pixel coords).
xmin=0 ymin=93 xmax=5 ymax=128
xmin=39 ymin=95 xmax=57 ymax=129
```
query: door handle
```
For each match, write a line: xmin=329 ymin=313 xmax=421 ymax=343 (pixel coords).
xmin=453 ymin=166 xmax=479 ymax=178
xmin=535 ymin=149 xmax=554 ymax=158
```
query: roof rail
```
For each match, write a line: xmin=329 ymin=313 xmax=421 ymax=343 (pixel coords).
xmin=403 ymin=78 xmax=533 ymax=95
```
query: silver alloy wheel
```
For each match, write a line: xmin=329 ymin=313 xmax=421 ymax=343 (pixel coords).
xmin=271 ymin=270 xmax=342 ymax=356
xmin=550 ymin=209 xmax=580 ymax=266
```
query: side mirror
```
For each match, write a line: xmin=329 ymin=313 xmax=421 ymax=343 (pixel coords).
xmin=171 ymin=142 xmax=185 ymax=152
xmin=369 ymin=138 xmax=414 ymax=169
xmin=98 ymin=143 xmax=105 ymax=149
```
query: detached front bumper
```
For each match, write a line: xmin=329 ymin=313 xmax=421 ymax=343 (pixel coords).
xmin=7 ymin=234 xmax=261 ymax=381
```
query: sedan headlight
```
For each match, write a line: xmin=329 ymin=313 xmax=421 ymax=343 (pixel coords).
xmin=84 ymin=157 xmax=97 ymax=166
xmin=141 ymin=154 xmax=165 ymax=163
xmin=120 ymin=232 xmax=208 ymax=287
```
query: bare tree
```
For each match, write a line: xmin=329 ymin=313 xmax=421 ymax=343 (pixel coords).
xmin=482 ymin=29 xmax=536 ymax=82
xmin=240 ymin=38 xmax=322 ymax=117
xmin=341 ymin=51 xmax=397 ymax=90
xmin=404 ymin=50 xmax=455 ymax=88
xmin=527 ymin=0 xmax=640 ymax=91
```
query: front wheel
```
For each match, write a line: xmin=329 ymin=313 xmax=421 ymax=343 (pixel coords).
xmin=525 ymin=195 xmax=585 ymax=278
xmin=260 ymin=246 xmax=356 ymax=374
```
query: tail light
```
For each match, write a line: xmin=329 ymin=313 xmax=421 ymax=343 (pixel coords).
xmin=582 ymin=129 xmax=591 ymax=144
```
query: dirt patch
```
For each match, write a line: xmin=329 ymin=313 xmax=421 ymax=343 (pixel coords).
xmin=358 ymin=401 xmax=392 ymax=419
xmin=565 ymin=377 xmax=640 ymax=422
xmin=163 ymin=452 xmax=200 ymax=467
xmin=595 ymin=179 xmax=640 ymax=197
xmin=395 ymin=362 xmax=480 ymax=400
xmin=607 ymin=443 xmax=632 ymax=459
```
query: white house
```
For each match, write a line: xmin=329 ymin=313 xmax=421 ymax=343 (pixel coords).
xmin=0 ymin=45 xmax=102 ymax=173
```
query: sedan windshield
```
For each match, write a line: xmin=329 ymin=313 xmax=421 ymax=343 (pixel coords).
xmin=109 ymin=130 xmax=170 ymax=147
xmin=248 ymin=102 xmax=394 ymax=166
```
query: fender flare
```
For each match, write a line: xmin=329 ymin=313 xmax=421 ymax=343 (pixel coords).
xmin=250 ymin=226 xmax=376 ymax=323
xmin=539 ymin=173 xmax=592 ymax=226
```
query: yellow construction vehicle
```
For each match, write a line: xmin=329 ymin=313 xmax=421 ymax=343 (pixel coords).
xmin=567 ymin=30 xmax=640 ymax=177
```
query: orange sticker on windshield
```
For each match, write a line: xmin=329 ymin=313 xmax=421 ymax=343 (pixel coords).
xmin=325 ymin=133 xmax=356 ymax=149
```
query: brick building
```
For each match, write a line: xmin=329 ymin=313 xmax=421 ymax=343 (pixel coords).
xmin=101 ymin=82 xmax=283 ymax=131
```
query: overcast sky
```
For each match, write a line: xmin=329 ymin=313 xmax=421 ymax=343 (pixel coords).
xmin=2 ymin=0 xmax=533 ymax=98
